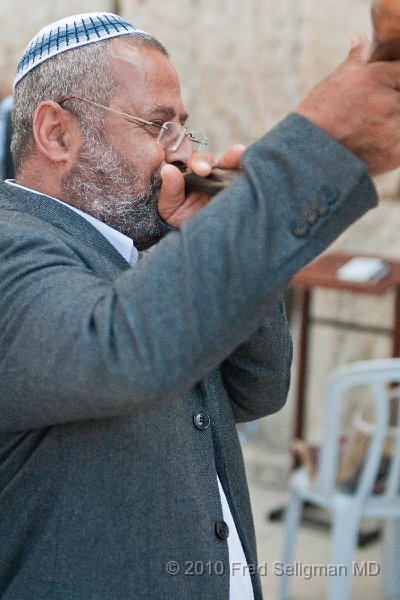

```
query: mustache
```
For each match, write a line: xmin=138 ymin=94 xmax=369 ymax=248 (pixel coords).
xmin=150 ymin=169 xmax=163 ymax=193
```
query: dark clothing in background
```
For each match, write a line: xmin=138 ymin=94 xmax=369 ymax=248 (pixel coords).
xmin=3 ymin=107 xmax=14 ymax=179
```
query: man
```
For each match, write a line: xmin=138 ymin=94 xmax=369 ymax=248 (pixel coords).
xmin=0 ymin=12 xmax=398 ymax=600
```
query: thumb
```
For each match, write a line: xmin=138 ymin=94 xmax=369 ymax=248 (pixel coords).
xmin=348 ymin=33 xmax=373 ymax=63
xmin=158 ymin=164 xmax=185 ymax=222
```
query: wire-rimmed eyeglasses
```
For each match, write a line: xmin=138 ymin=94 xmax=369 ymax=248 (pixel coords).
xmin=57 ymin=96 xmax=208 ymax=152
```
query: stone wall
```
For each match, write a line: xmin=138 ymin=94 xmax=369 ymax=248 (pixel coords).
xmin=1 ymin=1 xmax=400 ymax=449
xmin=0 ymin=1 xmax=382 ymax=153
xmin=1 ymin=0 xmax=398 ymax=195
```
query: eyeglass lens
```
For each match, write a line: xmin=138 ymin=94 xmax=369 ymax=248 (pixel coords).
xmin=157 ymin=122 xmax=208 ymax=152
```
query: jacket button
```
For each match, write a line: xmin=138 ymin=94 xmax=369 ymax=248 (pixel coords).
xmin=313 ymin=197 xmax=329 ymax=216
xmin=320 ymin=185 xmax=340 ymax=204
xmin=193 ymin=412 xmax=210 ymax=430
xmin=292 ymin=218 xmax=310 ymax=237
xmin=302 ymin=207 xmax=319 ymax=225
xmin=215 ymin=520 xmax=230 ymax=540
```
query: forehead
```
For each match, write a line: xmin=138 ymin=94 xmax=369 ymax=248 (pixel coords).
xmin=109 ymin=40 xmax=184 ymax=114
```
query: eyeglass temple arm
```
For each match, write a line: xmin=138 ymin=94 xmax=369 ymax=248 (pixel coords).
xmin=184 ymin=0 xmax=400 ymax=197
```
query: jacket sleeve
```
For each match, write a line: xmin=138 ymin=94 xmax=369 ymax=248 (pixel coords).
xmin=0 ymin=114 xmax=377 ymax=432
xmin=220 ymin=295 xmax=293 ymax=423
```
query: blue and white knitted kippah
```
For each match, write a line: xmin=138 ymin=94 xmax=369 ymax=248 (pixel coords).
xmin=14 ymin=12 xmax=149 ymax=87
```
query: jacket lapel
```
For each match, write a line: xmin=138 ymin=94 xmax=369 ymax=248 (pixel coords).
xmin=0 ymin=181 xmax=131 ymax=270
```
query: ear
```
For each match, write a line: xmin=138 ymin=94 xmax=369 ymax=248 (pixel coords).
xmin=32 ymin=101 xmax=80 ymax=166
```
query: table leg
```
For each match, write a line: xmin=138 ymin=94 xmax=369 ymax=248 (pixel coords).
xmin=392 ymin=287 xmax=400 ymax=358
xmin=293 ymin=288 xmax=311 ymax=441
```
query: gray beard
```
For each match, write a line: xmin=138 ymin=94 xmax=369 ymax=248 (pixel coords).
xmin=61 ymin=134 xmax=164 ymax=250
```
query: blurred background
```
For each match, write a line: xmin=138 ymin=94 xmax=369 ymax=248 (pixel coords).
xmin=0 ymin=0 xmax=379 ymax=160
xmin=1 ymin=0 xmax=400 ymax=463
xmin=1 ymin=2 xmax=400 ymax=597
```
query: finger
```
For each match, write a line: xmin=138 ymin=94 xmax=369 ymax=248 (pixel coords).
xmin=217 ymin=144 xmax=246 ymax=170
xmin=187 ymin=151 xmax=215 ymax=176
xmin=158 ymin=164 xmax=185 ymax=221
xmin=348 ymin=32 xmax=373 ymax=64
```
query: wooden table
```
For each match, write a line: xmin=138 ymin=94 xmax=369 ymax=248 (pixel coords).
xmin=267 ymin=251 xmax=400 ymax=541
xmin=290 ymin=251 xmax=400 ymax=441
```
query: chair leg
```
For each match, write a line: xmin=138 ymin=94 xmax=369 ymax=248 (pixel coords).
xmin=327 ymin=497 xmax=360 ymax=600
xmin=278 ymin=491 xmax=303 ymax=600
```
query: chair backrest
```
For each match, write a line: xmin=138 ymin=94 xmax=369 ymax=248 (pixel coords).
xmin=314 ymin=358 xmax=400 ymax=505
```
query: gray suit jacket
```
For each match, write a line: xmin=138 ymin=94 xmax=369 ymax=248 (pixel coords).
xmin=0 ymin=114 xmax=377 ymax=599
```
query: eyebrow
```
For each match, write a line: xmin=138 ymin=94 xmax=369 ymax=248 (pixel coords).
xmin=145 ymin=104 xmax=189 ymax=125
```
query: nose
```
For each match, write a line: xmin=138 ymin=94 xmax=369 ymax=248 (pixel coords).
xmin=164 ymin=135 xmax=193 ymax=165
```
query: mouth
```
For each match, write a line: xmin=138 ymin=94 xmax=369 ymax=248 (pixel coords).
xmin=172 ymin=161 xmax=188 ymax=173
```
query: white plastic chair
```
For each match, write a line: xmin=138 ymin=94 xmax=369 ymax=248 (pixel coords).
xmin=279 ymin=358 xmax=400 ymax=600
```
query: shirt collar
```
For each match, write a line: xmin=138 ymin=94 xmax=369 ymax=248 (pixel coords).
xmin=5 ymin=180 xmax=139 ymax=266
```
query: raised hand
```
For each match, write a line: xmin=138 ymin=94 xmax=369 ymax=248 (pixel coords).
xmin=295 ymin=35 xmax=400 ymax=175
xmin=158 ymin=144 xmax=245 ymax=227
